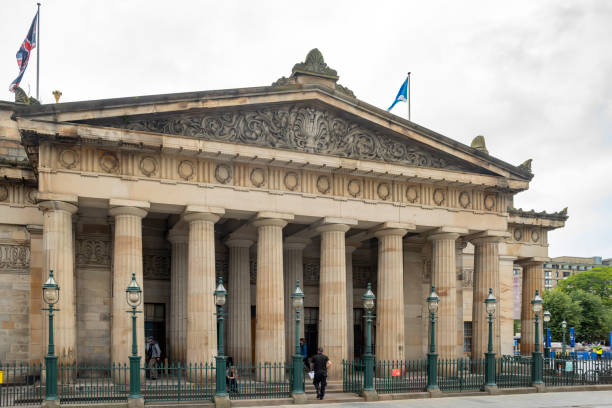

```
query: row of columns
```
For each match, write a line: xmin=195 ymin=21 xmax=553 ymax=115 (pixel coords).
xmin=39 ymin=198 xmax=546 ymax=371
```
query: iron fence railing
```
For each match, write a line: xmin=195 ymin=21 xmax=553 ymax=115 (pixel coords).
xmin=227 ymin=362 xmax=291 ymax=400
xmin=544 ymin=357 xmax=612 ymax=387
xmin=375 ymin=360 xmax=427 ymax=394
xmin=496 ymin=356 xmax=531 ymax=388
xmin=142 ymin=362 xmax=215 ymax=402
xmin=57 ymin=362 xmax=129 ymax=405
xmin=0 ymin=363 xmax=42 ymax=406
xmin=437 ymin=358 xmax=485 ymax=392
xmin=342 ymin=360 xmax=364 ymax=393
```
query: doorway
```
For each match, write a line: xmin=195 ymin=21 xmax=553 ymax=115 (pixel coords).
xmin=144 ymin=303 xmax=166 ymax=359
xmin=304 ymin=307 xmax=319 ymax=359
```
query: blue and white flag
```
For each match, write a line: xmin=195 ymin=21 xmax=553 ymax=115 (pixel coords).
xmin=387 ymin=77 xmax=408 ymax=111
xmin=9 ymin=10 xmax=39 ymax=92
xmin=570 ymin=327 xmax=575 ymax=347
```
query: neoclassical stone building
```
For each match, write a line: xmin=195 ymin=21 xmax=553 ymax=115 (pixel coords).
xmin=0 ymin=49 xmax=566 ymax=378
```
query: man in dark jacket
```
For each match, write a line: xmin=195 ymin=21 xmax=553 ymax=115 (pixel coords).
xmin=310 ymin=347 xmax=331 ymax=400
xmin=145 ymin=336 xmax=161 ymax=380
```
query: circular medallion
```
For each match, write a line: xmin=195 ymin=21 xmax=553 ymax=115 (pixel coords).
xmin=459 ymin=191 xmax=471 ymax=209
xmin=250 ymin=168 xmax=266 ymax=188
xmin=347 ymin=179 xmax=361 ymax=197
xmin=99 ymin=152 xmax=119 ymax=173
xmin=316 ymin=175 xmax=330 ymax=194
xmin=377 ymin=183 xmax=390 ymax=200
xmin=531 ymin=230 xmax=540 ymax=243
xmin=406 ymin=186 xmax=419 ymax=203
xmin=25 ymin=188 xmax=37 ymax=204
xmin=214 ymin=164 xmax=232 ymax=184
xmin=284 ymin=172 xmax=299 ymax=191
xmin=0 ymin=185 xmax=8 ymax=202
xmin=178 ymin=160 xmax=194 ymax=180
xmin=513 ymin=228 xmax=523 ymax=241
xmin=484 ymin=194 xmax=496 ymax=211
xmin=139 ymin=156 xmax=158 ymax=177
xmin=433 ymin=189 xmax=446 ymax=206
xmin=59 ymin=149 xmax=79 ymax=169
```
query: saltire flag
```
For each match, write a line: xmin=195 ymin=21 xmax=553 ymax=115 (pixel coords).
xmin=387 ymin=77 xmax=408 ymax=111
xmin=9 ymin=10 xmax=39 ymax=92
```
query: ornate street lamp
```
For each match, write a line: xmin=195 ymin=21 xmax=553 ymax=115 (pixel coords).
xmin=426 ymin=286 xmax=440 ymax=391
xmin=362 ymin=283 xmax=376 ymax=395
xmin=42 ymin=270 xmax=60 ymax=404
xmin=214 ymin=277 xmax=228 ymax=398
xmin=126 ymin=273 xmax=143 ymax=402
xmin=484 ymin=288 xmax=497 ymax=388
xmin=531 ymin=290 xmax=543 ymax=385
xmin=291 ymin=280 xmax=305 ymax=397
xmin=561 ymin=320 xmax=567 ymax=355
xmin=543 ymin=311 xmax=551 ymax=358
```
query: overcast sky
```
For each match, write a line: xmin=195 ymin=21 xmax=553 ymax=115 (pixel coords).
xmin=2 ymin=0 xmax=611 ymax=258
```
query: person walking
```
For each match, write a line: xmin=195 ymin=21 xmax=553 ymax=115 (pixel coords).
xmin=146 ymin=336 xmax=161 ymax=380
xmin=300 ymin=338 xmax=309 ymax=371
xmin=310 ymin=347 xmax=331 ymax=400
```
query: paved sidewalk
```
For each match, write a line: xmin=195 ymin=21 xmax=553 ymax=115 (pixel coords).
xmin=276 ymin=390 xmax=612 ymax=408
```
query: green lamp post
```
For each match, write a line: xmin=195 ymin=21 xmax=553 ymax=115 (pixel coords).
xmin=126 ymin=273 xmax=143 ymax=402
xmin=484 ymin=288 xmax=497 ymax=388
xmin=543 ymin=311 xmax=551 ymax=358
xmin=42 ymin=270 xmax=60 ymax=404
xmin=426 ymin=286 xmax=440 ymax=391
xmin=214 ymin=277 xmax=228 ymax=398
xmin=561 ymin=320 xmax=567 ymax=356
xmin=291 ymin=280 xmax=305 ymax=396
xmin=531 ymin=290 xmax=543 ymax=385
xmin=362 ymin=283 xmax=376 ymax=393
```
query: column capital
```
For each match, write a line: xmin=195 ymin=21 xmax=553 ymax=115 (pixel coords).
xmin=516 ymin=257 xmax=549 ymax=267
xmin=167 ymin=228 xmax=189 ymax=244
xmin=426 ymin=226 xmax=468 ymax=242
xmin=36 ymin=192 xmax=78 ymax=205
xmin=373 ymin=228 xmax=408 ymax=239
xmin=253 ymin=218 xmax=288 ymax=228
xmin=427 ymin=232 xmax=460 ymax=241
xmin=468 ymin=230 xmax=510 ymax=245
xmin=109 ymin=206 xmax=148 ymax=218
xmin=39 ymin=200 xmax=78 ymax=214
xmin=225 ymin=237 xmax=255 ymax=248
xmin=316 ymin=223 xmax=350 ymax=234
xmin=284 ymin=237 xmax=310 ymax=250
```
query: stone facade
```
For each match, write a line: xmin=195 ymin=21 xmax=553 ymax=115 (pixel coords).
xmin=0 ymin=50 xmax=567 ymax=366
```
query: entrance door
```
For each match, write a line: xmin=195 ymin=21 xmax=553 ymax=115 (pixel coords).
xmin=304 ymin=307 xmax=319 ymax=359
xmin=145 ymin=303 xmax=166 ymax=359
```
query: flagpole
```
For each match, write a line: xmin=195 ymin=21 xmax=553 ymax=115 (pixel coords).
xmin=407 ymin=72 xmax=411 ymax=121
xmin=36 ymin=2 xmax=40 ymax=100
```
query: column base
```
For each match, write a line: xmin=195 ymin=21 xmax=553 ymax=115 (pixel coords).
xmin=41 ymin=399 xmax=60 ymax=408
xmin=214 ymin=395 xmax=231 ymax=408
xmin=361 ymin=389 xmax=379 ymax=401
xmin=127 ymin=396 xmax=145 ymax=408
xmin=484 ymin=384 xmax=499 ymax=395
xmin=292 ymin=392 xmax=308 ymax=404
xmin=427 ymin=386 xmax=442 ymax=398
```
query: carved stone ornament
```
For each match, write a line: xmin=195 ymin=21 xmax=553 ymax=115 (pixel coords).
xmin=0 ymin=244 xmax=30 ymax=271
xmin=283 ymin=171 xmax=299 ymax=191
xmin=291 ymin=48 xmax=339 ymax=80
xmin=531 ymin=229 xmax=540 ymax=243
xmin=214 ymin=163 xmax=232 ymax=184
xmin=316 ymin=175 xmax=330 ymax=194
xmin=99 ymin=152 xmax=119 ymax=173
xmin=347 ymin=179 xmax=361 ymax=197
xmin=304 ymin=261 xmax=321 ymax=285
xmin=405 ymin=185 xmax=418 ymax=203
xmin=139 ymin=156 xmax=158 ymax=177
xmin=377 ymin=183 xmax=390 ymax=200
xmin=95 ymin=104 xmax=473 ymax=172
xmin=0 ymin=185 xmax=8 ymax=202
xmin=25 ymin=188 xmax=37 ymax=204
xmin=462 ymin=269 xmax=474 ymax=288
xmin=250 ymin=168 xmax=266 ymax=188
xmin=59 ymin=148 xmax=79 ymax=169
xmin=178 ymin=160 xmax=195 ymax=180
xmin=143 ymin=251 xmax=170 ymax=280
xmin=433 ymin=189 xmax=446 ymax=206
xmin=484 ymin=194 xmax=496 ymax=211
xmin=76 ymin=239 xmax=111 ymax=267
xmin=513 ymin=228 xmax=523 ymax=242
xmin=459 ymin=191 xmax=471 ymax=209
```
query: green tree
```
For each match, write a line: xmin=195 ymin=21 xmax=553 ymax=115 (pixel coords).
xmin=542 ymin=290 xmax=581 ymax=342
xmin=557 ymin=267 xmax=612 ymax=307
xmin=569 ymin=289 xmax=612 ymax=343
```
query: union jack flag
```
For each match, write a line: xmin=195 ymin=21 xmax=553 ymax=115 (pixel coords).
xmin=9 ymin=11 xmax=39 ymax=92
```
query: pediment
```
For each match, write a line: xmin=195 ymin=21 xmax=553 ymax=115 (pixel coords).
xmin=77 ymin=102 xmax=497 ymax=176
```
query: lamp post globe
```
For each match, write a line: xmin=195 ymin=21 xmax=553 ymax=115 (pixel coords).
xmin=126 ymin=272 xmax=143 ymax=401
xmin=426 ymin=286 xmax=439 ymax=391
xmin=484 ymin=288 xmax=497 ymax=388
xmin=43 ymin=270 xmax=60 ymax=403
xmin=214 ymin=276 xmax=228 ymax=399
xmin=543 ymin=311 xmax=551 ymax=358
xmin=291 ymin=280 xmax=305 ymax=396
xmin=362 ymin=283 xmax=376 ymax=393
xmin=531 ymin=290 xmax=544 ymax=385
xmin=561 ymin=320 xmax=567 ymax=355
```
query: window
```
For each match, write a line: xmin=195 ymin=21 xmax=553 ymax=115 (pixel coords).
xmin=556 ymin=272 xmax=559 ymax=277
xmin=563 ymin=272 xmax=570 ymax=277
xmin=545 ymin=271 xmax=552 ymax=278
xmin=463 ymin=322 xmax=473 ymax=353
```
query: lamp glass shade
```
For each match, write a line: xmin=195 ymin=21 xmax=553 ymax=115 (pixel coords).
xmin=562 ymin=320 xmax=567 ymax=329
xmin=531 ymin=291 xmax=543 ymax=313
xmin=484 ymin=288 xmax=497 ymax=315
xmin=362 ymin=283 xmax=376 ymax=311
xmin=291 ymin=280 xmax=304 ymax=310
xmin=543 ymin=310 xmax=551 ymax=323
xmin=42 ymin=270 xmax=60 ymax=306
xmin=427 ymin=286 xmax=439 ymax=314
xmin=125 ymin=273 xmax=142 ymax=308
xmin=214 ymin=277 xmax=227 ymax=307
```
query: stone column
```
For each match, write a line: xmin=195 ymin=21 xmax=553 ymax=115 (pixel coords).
xmin=317 ymin=223 xmax=350 ymax=379
xmin=428 ymin=231 xmax=460 ymax=359
xmin=520 ymin=259 xmax=545 ymax=356
xmin=184 ymin=208 xmax=223 ymax=364
xmin=40 ymin=200 xmax=78 ymax=363
xmin=499 ymin=255 xmax=517 ymax=356
xmin=253 ymin=213 xmax=293 ymax=364
xmin=283 ymin=238 xmax=308 ymax=363
xmin=109 ymin=201 xmax=149 ymax=364
xmin=226 ymin=236 xmax=254 ymax=364
xmin=168 ymin=229 xmax=188 ymax=362
xmin=345 ymin=243 xmax=358 ymax=361
xmin=375 ymin=227 xmax=408 ymax=362
xmin=471 ymin=234 xmax=504 ymax=359
xmin=403 ymin=238 xmax=426 ymax=360
xmin=456 ymin=240 xmax=467 ymax=358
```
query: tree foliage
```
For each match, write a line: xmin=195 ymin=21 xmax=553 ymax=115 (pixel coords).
xmin=542 ymin=290 xmax=582 ymax=342
xmin=556 ymin=267 xmax=612 ymax=307
xmin=569 ymin=289 xmax=612 ymax=343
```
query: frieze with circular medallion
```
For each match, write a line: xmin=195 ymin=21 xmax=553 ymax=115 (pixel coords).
xmin=283 ymin=172 xmax=299 ymax=191
xmin=178 ymin=160 xmax=195 ymax=180
xmin=531 ymin=230 xmax=540 ymax=243
xmin=484 ymin=194 xmax=496 ymax=211
xmin=347 ymin=179 xmax=361 ymax=198
xmin=139 ymin=156 xmax=158 ymax=177
xmin=25 ymin=188 xmax=37 ymax=204
xmin=99 ymin=152 xmax=119 ymax=173
xmin=513 ymin=228 xmax=523 ymax=241
xmin=406 ymin=185 xmax=419 ymax=203
xmin=59 ymin=148 xmax=79 ymax=169
xmin=433 ymin=189 xmax=446 ymax=206
xmin=377 ymin=183 xmax=390 ymax=200
xmin=459 ymin=191 xmax=471 ymax=209
xmin=214 ymin=164 xmax=232 ymax=184
xmin=0 ymin=185 xmax=8 ymax=202
xmin=316 ymin=175 xmax=331 ymax=194
xmin=250 ymin=168 xmax=266 ymax=188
